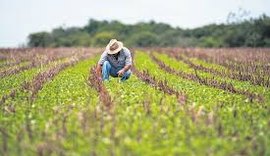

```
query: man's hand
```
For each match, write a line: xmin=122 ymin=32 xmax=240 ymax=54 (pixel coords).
xmin=117 ymin=69 xmax=125 ymax=77
xmin=118 ymin=64 xmax=131 ymax=77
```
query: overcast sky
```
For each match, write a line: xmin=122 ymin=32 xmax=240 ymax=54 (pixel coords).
xmin=0 ymin=0 xmax=269 ymax=47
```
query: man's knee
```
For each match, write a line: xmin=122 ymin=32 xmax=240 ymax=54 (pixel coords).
xmin=126 ymin=70 xmax=131 ymax=76
xmin=102 ymin=61 xmax=111 ymax=70
xmin=103 ymin=61 xmax=110 ymax=67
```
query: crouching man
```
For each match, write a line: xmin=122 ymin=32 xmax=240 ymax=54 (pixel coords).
xmin=96 ymin=39 xmax=132 ymax=82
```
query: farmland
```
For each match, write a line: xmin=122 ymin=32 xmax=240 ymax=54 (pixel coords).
xmin=0 ymin=48 xmax=269 ymax=155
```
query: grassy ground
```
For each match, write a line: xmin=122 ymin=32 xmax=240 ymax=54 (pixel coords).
xmin=0 ymin=49 xmax=269 ymax=156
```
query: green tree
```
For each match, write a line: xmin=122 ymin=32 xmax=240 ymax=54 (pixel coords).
xmin=28 ymin=32 xmax=51 ymax=47
xmin=92 ymin=31 xmax=116 ymax=46
xmin=199 ymin=36 xmax=223 ymax=47
xmin=27 ymin=15 xmax=270 ymax=48
xmin=127 ymin=31 xmax=159 ymax=47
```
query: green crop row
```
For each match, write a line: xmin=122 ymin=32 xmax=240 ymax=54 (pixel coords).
xmin=0 ymin=58 xmax=69 ymax=99
xmin=153 ymin=52 xmax=270 ymax=103
xmin=0 ymin=60 xmax=9 ymax=68
xmin=133 ymin=51 xmax=269 ymax=155
xmin=0 ymin=61 xmax=29 ymax=72
xmin=0 ymin=50 xmax=269 ymax=155
xmin=184 ymin=53 xmax=270 ymax=87
xmin=0 ymin=56 xmax=99 ymax=155
xmin=101 ymin=75 xmax=181 ymax=155
xmin=135 ymin=51 xmax=245 ymax=106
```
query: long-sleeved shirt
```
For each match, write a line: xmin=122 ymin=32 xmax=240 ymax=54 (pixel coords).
xmin=98 ymin=47 xmax=132 ymax=69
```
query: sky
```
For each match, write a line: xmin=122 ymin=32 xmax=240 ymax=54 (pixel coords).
xmin=0 ymin=0 xmax=270 ymax=47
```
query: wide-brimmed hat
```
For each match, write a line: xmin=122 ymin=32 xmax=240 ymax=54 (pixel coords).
xmin=106 ymin=39 xmax=123 ymax=54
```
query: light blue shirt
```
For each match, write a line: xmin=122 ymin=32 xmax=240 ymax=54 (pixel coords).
xmin=98 ymin=47 xmax=132 ymax=69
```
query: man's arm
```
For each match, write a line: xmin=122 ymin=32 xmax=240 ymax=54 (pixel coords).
xmin=117 ymin=64 xmax=131 ymax=76
xmin=117 ymin=48 xmax=132 ymax=76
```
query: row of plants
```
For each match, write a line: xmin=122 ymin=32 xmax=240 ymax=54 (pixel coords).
xmin=170 ymin=48 xmax=270 ymax=65
xmin=0 ymin=49 xmax=97 ymax=107
xmin=0 ymin=48 xmax=70 ymax=69
xmin=0 ymin=48 xmax=97 ymax=70
xmin=85 ymin=53 xmax=214 ymax=155
xmin=154 ymin=51 xmax=270 ymax=104
xmin=0 ymin=48 xmax=269 ymax=155
xmin=0 ymin=49 xmax=37 ymax=68
xmin=0 ymin=61 xmax=28 ymax=73
xmin=88 ymin=67 xmax=113 ymax=110
xmin=102 ymin=73 xmax=190 ymax=155
xmin=0 ymin=59 xmax=63 ymax=102
xmin=23 ymin=55 xmax=92 ymax=100
xmin=0 ymin=48 xmax=89 ymax=78
xmin=153 ymin=50 xmax=270 ymax=110
xmin=86 ymin=55 xmax=211 ymax=155
xmin=87 ymin=66 xmax=117 ymax=155
xmin=133 ymin=51 xmax=269 ymax=155
xmin=150 ymin=52 xmax=263 ymax=102
xmin=0 ymin=55 xmax=99 ymax=155
xmin=169 ymin=48 xmax=270 ymax=88
xmin=133 ymin=66 xmax=186 ymax=101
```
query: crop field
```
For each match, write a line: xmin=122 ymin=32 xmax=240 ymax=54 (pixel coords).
xmin=0 ymin=47 xmax=269 ymax=155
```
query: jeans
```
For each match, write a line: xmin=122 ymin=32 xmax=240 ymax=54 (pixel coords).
xmin=102 ymin=61 xmax=131 ymax=81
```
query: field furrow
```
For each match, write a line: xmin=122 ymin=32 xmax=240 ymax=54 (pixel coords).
xmin=0 ymin=50 xmax=97 ymax=103
xmin=157 ymin=51 xmax=270 ymax=102
xmin=0 ymin=60 xmax=62 ymax=102
xmin=150 ymin=52 xmax=264 ymax=102
xmin=0 ymin=60 xmax=26 ymax=69
xmin=103 ymin=75 xmax=187 ymax=155
xmin=170 ymin=49 xmax=270 ymax=88
xmin=0 ymin=48 xmax=95 ymax=78
xmin=135 ymin=51 xmax=244 ymax=105
xmin=133 ymin=51 xmax=269 ymax=155
xmin=0 ymin=48 xmax=269 ymax=155
xmin=88 ymin=67 xmax=113 ymax=109
xmin=133 ymin=66 xmax=186 ymax=101
xmin=0 ymin=56 xmax=99 ymax=155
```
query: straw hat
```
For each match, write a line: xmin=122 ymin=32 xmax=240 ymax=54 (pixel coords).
xmin=106 ymin=39 xmax=123 ymax=54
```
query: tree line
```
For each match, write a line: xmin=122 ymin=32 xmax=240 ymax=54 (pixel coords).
xmin=28 ymin=14 xmax=270 ymax=48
